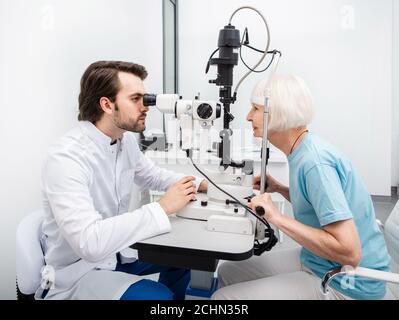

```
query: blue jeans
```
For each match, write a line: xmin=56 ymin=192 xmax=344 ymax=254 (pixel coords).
xmin=115 ymin=259 xmax=190 ymax=300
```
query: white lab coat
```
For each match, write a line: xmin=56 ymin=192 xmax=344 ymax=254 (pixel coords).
xmin=35 ymin=121 xmax=202 ymax=300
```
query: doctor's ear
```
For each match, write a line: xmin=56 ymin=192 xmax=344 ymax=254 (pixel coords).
xmin=99 ymin=97 xmax=114 ymax=115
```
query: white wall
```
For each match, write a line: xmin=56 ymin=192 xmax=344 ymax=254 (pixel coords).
xmin=393 ymin=1 xmax=399 ymax=188
xmin=0 ymin=0 xmax=163 ymax=299
xmin=179 ymin=0 xmax=392 ymax=196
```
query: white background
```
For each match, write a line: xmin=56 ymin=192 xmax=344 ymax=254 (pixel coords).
xmin=178 ymin=0 xmax=394 ymax=196
xmin=0 ymin=0 xmax=163 ymax=299
xmin=393 ymin=1 xmax=399 ymax=190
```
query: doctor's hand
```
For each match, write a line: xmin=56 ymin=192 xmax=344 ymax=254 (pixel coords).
xmin=249 ymin=193 xmax=282 ymax=225
xmin=158 ymin=176 xmax=197 ymax=215
xmin=253 ymin=174 xmax=281 ymax=193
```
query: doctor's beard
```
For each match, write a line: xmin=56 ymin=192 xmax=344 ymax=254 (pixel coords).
xmin=113 ymin=103 xmax=146 ymax=133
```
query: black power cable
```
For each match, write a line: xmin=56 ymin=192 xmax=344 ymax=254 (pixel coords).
xmin=240 ymin=50 xmax=276 ymax=74
xmin=205 ymin=48 xmax=220 ymax=74
xmin=239 ymin=28 xmax=282 ymax=74
xmin=186 ymin=149 xmax=278 ymax=254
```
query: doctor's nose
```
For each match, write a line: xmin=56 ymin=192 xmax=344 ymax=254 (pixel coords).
xmin=140 ymin=103 xmax=149 ymax=113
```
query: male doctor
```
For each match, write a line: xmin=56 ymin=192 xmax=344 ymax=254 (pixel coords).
xmin=36 ymin=61 xmax=207 ymax=300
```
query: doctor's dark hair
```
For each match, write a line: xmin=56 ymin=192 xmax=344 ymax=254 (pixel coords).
xmin=78 ymin=61 xmax=148 ymax=123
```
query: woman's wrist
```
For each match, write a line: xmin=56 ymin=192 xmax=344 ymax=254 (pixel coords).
xmin=275 ymin=183 xmax=287 ymax=194
xmin=270 ymin=211 xmax=285 ymax=228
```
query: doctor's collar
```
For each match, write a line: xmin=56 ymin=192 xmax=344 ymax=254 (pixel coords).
xmin=79 ymin=121 xmax=121 ymax=147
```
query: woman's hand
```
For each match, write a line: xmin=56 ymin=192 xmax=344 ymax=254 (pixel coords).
xmin=249 ymin=193 xmax=282 ymax=225
xmin=249 ymin=194 xmax=362 ymax=267
xmin=253 ymin=174 xmax=281 ymax=193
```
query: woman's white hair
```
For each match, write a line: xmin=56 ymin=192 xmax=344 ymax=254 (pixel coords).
xmin=251 ymin=74 xmax=314 ymax=131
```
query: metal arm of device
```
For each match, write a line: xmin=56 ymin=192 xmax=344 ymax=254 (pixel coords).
xmin=254 ymin=97 xmax=271 ymax=241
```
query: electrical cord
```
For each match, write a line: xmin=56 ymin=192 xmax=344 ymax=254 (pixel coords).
xmin=186 ymin=149 xmax=278 ymax=253
xmin=205 ymin=8 xmax=281 ymax=85
xmin=240 ymin=47 xmax=279 ymax=73
xmin=242 ymin=44 xmax=265 ymax=54
xmin=239 ymin=28 xmax=282 ymax=73
xmin=229 ymin=6 xmax=271 ymax=96
xmin=205 ymin=48 xmax=220 ymax=74
xmin=244 ymin=44 xmax=280 ymax=55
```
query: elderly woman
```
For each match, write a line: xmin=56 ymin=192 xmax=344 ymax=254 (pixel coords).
xmin=212 ymin=75 xmax=391 ymax=300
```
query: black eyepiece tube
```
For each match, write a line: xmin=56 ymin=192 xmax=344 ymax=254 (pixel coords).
xmin=143 ymin=94 xmax=157 ymax=107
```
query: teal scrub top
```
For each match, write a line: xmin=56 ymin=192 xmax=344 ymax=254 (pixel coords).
xmin=287 ymin=133 xmax=390 ymax=300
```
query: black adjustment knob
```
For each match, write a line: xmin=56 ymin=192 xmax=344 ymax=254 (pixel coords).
xmin=234 ymin=208 xmax=239 ymax=213
xmin=215 ymin=103 xmax=221 ymax=119
xmin=201 ymin=201 xmax=208 ymax=207
xmin=196 ymin=103 xmax=213 ymax=120
xmin=255 ymin=206 xmax=265 ymax=216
